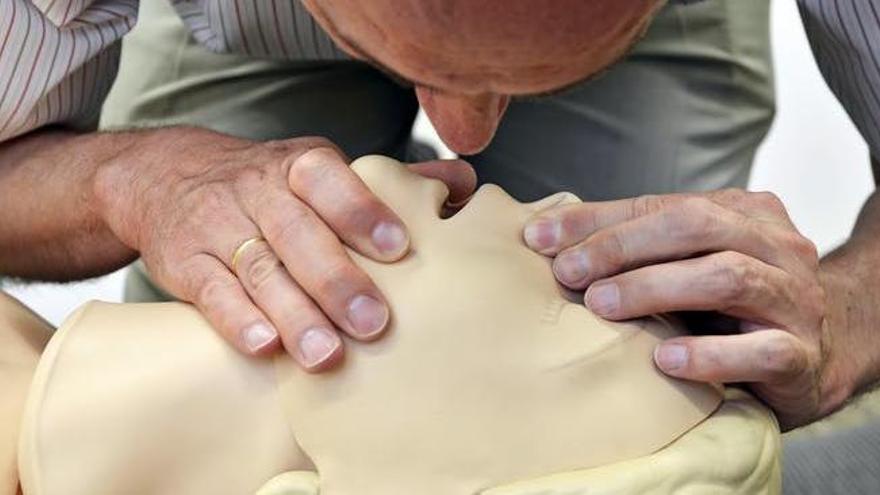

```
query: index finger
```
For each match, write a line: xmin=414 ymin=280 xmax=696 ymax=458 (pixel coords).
xmin=523 ymin=196 xmax=663 ymax=255
xmin=524 ymin=189 xmax=791 ymax=256
xmin=288 ymin=147 xmax=411 ymax=262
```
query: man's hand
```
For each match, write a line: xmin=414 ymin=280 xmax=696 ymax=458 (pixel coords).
xmin=523 ymin=189 xmax=853 ymax=429
xmin=93 ymin=127 xmax=475 ymax=371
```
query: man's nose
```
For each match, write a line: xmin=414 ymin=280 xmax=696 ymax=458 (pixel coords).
xmin=415 ymin=87 xmax=510 ymax=155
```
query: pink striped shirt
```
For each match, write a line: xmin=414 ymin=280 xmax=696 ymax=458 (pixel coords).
xmin=1 ymin=0 xmax=879 ymax=160
xmin=0 ymin=0 xmax=346 ymax=144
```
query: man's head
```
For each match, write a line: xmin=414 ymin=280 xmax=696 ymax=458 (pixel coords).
xmin=302 ymin=0 xmax=664 ymax=154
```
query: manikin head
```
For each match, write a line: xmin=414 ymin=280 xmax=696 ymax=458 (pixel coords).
xmin=8 ymin=158 xmax=787 ymax=495
xmin=301 ymin=0 xmax=664 ymax=154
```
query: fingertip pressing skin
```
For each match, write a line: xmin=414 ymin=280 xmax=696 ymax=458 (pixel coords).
xmin=654 ymin=341 xmax=689 ymax=374
xmin=522 ymin=194 xmax=585 ymax=254
xmin=294 ymin=327 xmax=345 ymax=372
xmin=584 ymin=282 xmax=621 ymax=318
xmin=242 ymin=322 xmax=281 ymax=355
xmin=553 ymin=248 xmax=591 ymax=289
xmin=370 ymin=221 xmax=410 ymax=260
xmin=345 ymin=294 xmax=390 ymax=341
xmin=523 ymin=218 xmax=562 ymax=255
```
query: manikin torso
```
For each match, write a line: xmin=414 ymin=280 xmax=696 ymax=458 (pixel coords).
xmin=11 ymin=157 xmax=726 ymax=495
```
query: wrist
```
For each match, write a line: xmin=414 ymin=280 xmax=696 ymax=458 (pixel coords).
xmin=817 ymin=252 xmax=880 ymax=414
xmin=0 ymin=128 xmax=138 ymax=279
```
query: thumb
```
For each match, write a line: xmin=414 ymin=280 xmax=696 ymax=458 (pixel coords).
xmin=653 ymin=329 xmax=809 ymax=384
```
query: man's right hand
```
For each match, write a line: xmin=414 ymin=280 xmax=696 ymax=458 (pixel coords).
xmin=92 ymin=127 xmax=476 ymax=371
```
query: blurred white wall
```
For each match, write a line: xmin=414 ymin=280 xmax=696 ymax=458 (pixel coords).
xmin=750 ymin=0 xmax=872 ymax=254
xmin=7 ymin=0 xmax=873 ymax=326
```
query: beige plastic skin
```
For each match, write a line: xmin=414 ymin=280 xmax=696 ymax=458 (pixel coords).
xmin=256 ymin=390 xmax=780 ymax=495
xmin=275 ymin=156 xmax=721 ymax=495
xmin=0 ymin=293 xmax=51 ymax=495
xmin=19 ymin=156 xmax=725 ymax=494
xmin=18 ymin=302 xmax=313 ymax=495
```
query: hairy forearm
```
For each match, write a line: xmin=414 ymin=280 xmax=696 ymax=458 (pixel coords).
xmin=0 ymin=127 xmax=140 ymax=281
xmin=819 ymin=170 xmax=880 ymax=405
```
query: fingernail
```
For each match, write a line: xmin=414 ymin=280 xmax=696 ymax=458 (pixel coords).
xmin=299 ymin=327 xmax=339 ymax=367
xmin=655 ymin=344 xmax=688 ymax=372
xmin=347 ymin=295 xmax=389 ymax=337
xmin=553 ymin=249 xmax=590 ymax=286
xmin=586 ymin=282 xmax=619 ymax=316
xmin=372 ymin=222 xmax=408 ymax=257
xmin=524 ymin=218 xmax=560 ymax=253
xmin=243 ymin=323 xmax=278 ymax=353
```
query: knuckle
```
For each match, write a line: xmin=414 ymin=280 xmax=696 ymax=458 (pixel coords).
xmin=240 ymin=245 xmax=281 ymax=290
xmin=264 ymin=204 xmax=314 ymax=244
xmin=293 ymin=136 xmax=336 ymax=152
xmin=172 ymin=255 xmax=212 ymax=298
xmin=666 ymin=198 xmax=718 ymax=243
xmin=631 ymin=194 xmax=667 ymax=217
xmin=785 ymin=232 xmax=820 ymax=266
xmin=266 ymin=136 xmax=332 ymax=154
xmin=592 ymin=230 xmax=628 ymax=270
xmin=801 ymin=283 xmax=827 ymax=322
xmin=750 ymin=190 xmax=786 ymax=214
xmin=558 ymin=204 xmax=595 ymax=237
xmin=314 ymin=262 xmax=362 ymax=301
xmin=759 ymin=335 xmax=805 ymax=380
xmin=189 ymin=184 xmax=235 ymax=225
xmin=699 ymin=343 xmax=725 ymax=374
xmin=687 ymin=341 xmax=725 ymax=381
xmin=678 ymin=195 xmax=715 ymax=212
xmin=343 ymin=195 xmax=386 ymax=230
xmin=195 ymin=276 xmax=237 ymax=311
xmin=713 ymin=188 xmax=749 ymax=205
xmin=287 ymin=146 xmax=341 ymax=188
xmin=710 ymin=252 xmax=755 ymax=307
xmin=725 ymin=188 xmax=749 ymax=199
xmin=233 ymin=165 xmax=270 ymax=192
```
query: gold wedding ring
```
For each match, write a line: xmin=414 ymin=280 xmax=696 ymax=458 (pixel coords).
xmin=231 ymin=236 xmax=265 ymax=274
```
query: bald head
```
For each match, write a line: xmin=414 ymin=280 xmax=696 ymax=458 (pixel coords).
xmin=302 ymin=0 xmax=663 ymax=153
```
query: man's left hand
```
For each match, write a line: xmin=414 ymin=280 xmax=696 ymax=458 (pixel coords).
xmin=523 ymin=189 xmax=847 ymax=429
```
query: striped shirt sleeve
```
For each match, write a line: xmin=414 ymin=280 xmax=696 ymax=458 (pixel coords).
xmin=0 ymin=0 xmax=137 ymax=144
xmin=169 ymin=0 xmax=349 ymax=60
xmin=799 ymin=0 xmax=880 ymax=160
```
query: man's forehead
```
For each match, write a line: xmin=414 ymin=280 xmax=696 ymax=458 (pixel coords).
xmin=306 ymin=0 xmax=668 ymax=95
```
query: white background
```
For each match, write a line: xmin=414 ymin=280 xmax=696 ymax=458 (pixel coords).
xmin=8 ymin=0 xmax=874 ymax=326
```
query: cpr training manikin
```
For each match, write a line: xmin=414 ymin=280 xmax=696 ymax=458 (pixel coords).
xmin=1 ymin=156 xmax=781 ymax=495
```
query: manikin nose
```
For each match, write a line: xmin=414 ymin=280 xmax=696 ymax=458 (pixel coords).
xmin=415 ymin=86 xmax=510 ymax=155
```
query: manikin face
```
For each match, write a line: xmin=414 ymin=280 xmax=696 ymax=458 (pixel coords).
xmin=301 ymin=0 xmax=664 ymax=154
xmin=278 ymin=156 xmax=721 ymax=494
